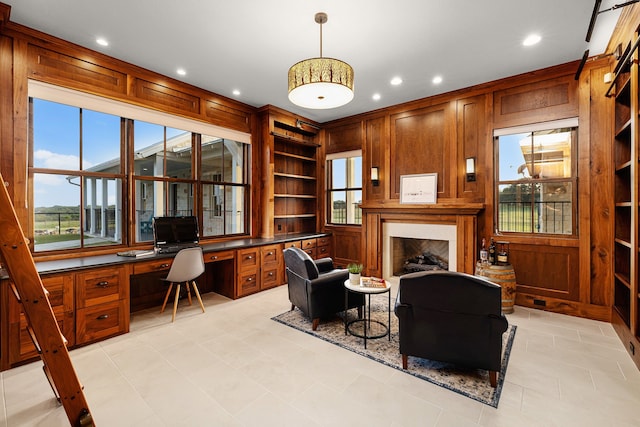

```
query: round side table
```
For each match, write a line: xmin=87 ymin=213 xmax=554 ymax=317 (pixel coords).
xmin=343 ymin=279 xmax=391 ymax=349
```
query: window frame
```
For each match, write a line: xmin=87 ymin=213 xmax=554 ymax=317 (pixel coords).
xmin=27 ymin=81 xmax=251 ymax=253
xmin=494 ymin=119 xmax=578 ymax=237
xmin=326 ymin=150 xmax=363 ymax=226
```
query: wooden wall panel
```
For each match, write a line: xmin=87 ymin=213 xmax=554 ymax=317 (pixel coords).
xmin=493 ymin=76 xmax=578 ymax=128
xmin=204 ymin=99 xmax=251 ymax=133
xmin=133 ymin=78 xmax=200 ymax=115
xmin=586 ymin=62 xmax=614 ymax=307
xmin=28 ymin=45 xmax=127 ymax=95
xmin=365 ymin=116 xmax=386 ymax=200
xmin=325 ymin=121 xmax=362 ymax=154
xmin=326 ymin=225 xmax=361 ymax=268
xmin=509 ymin=243 xmax=579 ymax=301
xmin=456 ymin=95 xmax=487 ymax=200
xmin=390 ymin=104 xmax=450 ymax=199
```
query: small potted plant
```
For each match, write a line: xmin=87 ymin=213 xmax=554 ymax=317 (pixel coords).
xmin=347 ymin=263 xmax=364 ymax=285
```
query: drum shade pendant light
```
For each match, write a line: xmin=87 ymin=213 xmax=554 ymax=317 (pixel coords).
xmin=288 ymin=12 xmax=354 ymax=109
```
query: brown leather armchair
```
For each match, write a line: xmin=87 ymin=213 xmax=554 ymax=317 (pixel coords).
xmin=394 ymin=270 xmax=509 ymax=387
xmin=283 ymin=247 xmax=364 ymax=330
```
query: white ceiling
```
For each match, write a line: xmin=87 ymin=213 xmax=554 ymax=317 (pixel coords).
xmin=2 ymin=0 xmax=624 ymax=123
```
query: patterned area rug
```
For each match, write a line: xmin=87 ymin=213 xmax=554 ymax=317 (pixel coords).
xmin=272 ymin=296 xmax=516 ymax=408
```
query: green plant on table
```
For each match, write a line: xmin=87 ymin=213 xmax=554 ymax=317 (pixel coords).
xmin=347 ymin=263 xmax=364 ymax=274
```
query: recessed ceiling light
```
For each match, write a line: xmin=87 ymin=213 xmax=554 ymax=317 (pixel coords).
xmin=390 ymin=76 xmax=403 ymax=86
xmin=372 ymin=93 xmax=381 ymax=101
xmin=523 ymin=34 xmax=541 ymax=47
xmin=432 ymin=75 xmax=443 ymax=84
xmin=232 ymin=89 xmax=241 ymax=96
xmin=176 ymin=68 xmax=187 ymax=76
xmin=96 ymin=38 xmax=109 ymax=47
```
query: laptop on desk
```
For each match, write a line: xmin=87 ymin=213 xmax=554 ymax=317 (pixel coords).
xmin=152 ymin=216 xmax=200 ymax=254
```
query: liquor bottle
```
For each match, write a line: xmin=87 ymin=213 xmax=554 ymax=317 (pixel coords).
xmin=479 ymin=238 xmax=488 ymax=265
xmin=488 ymin=238 xmax=496 ymax=265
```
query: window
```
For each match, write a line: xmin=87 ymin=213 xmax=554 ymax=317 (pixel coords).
xmin=200 ymin=136 xmax=248 ymax=237
xmin=327 ymin=151 xmax=362 ymax=225
xmin=28 ymin=81 xmax=251 ymax=252
xmin=495 ymin=120 xmax=577 ymax=235
xmin=31 ymin=98 xmax=123 ymax=252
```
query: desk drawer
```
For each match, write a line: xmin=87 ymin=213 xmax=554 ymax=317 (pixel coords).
xmin=283 ymin=240 xmax=301 ymax=249
xmin=262 ymin=266 xmax=279 ymax=289
xmin=76 ymin=300 xmax=128 ymax=344
xmin=237 ymin=272 xmax=260 ymax=296
xmin=316 ymin=244 xmax=332 ymax=259
xmin=76 ymin=268 xmax=126 ymax=308
xmin=237 ymin=248 xmax=259 ymax=271
xmin=317 ymin=236 xmax=331 ymax=247
xmin=204 ymin=250 xmax=235 ymax=263
xmin=301 ymin=238 xmax=317 ymax=250
xmin=303 ymin=247 xmax=317 ymax=259
xmin=133 ymin=259 xmax=173 ymax=275
xmin=261 ymin=244 xmax=281 ymax=266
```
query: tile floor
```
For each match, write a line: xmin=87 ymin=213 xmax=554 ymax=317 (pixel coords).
xmin=1 ymin=282 xmax=640 ymax=426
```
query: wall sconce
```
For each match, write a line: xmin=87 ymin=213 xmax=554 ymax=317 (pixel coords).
xmin=465 ymin=157 xmax=476 ymax=182
xmin=371 ymin=167 xmax=380 ymax=186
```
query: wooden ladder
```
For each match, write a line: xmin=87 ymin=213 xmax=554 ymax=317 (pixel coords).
xmin=0 ymin=175 xmax=94 ymax=426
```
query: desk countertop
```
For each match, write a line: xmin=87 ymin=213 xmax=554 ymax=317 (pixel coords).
xmin=0 ymin=232 xmax=330 ymax=279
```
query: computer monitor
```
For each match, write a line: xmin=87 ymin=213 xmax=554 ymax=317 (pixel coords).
xmin=152 ymin=216 xmax=199 ymax=248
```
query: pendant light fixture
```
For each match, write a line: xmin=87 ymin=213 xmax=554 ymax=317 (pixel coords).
xmin=288 ymin=12 xmax=354 ymax=109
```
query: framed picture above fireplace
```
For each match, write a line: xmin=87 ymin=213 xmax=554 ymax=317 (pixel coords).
xmin=399 ymin=173 xmax=437 ymax=204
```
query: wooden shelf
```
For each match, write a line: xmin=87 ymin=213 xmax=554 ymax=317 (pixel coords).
xmin=274 ymin=214 xmax=316 ymax=219
xmin=271 ymin=131 xmax=320 ymax=147
xmin=615 ymin=238 xmax=632 ymax=248
xmin=274 ymin=194 xmax=316 ymax=199
xmin=274 ymin=151 xmax=316 ymax=162
xmin=274 ymin=172 xmax=316 ymax=180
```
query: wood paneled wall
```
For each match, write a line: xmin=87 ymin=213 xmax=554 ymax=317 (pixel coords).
xmin=324 ymin=59 xmax=614 ymax=321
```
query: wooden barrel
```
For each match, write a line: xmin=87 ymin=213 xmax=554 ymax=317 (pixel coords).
xmin=476 ymin=263 xmax=517 ymax=313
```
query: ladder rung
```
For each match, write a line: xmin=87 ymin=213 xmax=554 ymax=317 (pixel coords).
xmin=10 ymin=282 xmax=49 ymax=301
xmin=27 ymin=326 xmax=42 ymax=354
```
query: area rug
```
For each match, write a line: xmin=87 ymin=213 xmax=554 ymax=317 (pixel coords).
xmin=272 ymin=297 xmax=516 ymax=408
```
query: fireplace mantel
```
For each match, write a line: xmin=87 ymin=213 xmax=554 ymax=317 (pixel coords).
xmin=361 ymin=202 xmax=484 ymax=276
xmin=360 ymin=201 xmax=484 ymax=216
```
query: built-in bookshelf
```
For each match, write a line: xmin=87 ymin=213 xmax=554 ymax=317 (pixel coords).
xmin=264 ymin=112 xmax=320 ymax=236
xmin=611 ymin=32 xmax=640 ymax=369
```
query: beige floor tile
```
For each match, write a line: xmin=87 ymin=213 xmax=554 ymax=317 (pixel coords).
xmin=3 ymin=284 xmax=640 ymax=426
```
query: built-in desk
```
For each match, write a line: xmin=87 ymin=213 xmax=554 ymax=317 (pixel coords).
xmin=0 ymin=233 xmax=331 ymax=370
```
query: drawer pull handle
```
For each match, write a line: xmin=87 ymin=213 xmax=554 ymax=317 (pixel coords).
xmin=159 ymin=263 xmax=170 ymax=268
xmin=97 ymin=314 xmax=109 ymax=320
xmin=211 ymin=256 xmax=218 ymax=260
xmin=96 ymin=281 xmax=109 ymax=287
xmin=247 ymin=277 xmax=253 ymax=282
xmin=267 ymin=251 xmax=273 ymax=256
xmin=268 ymin=272 xmax=274 ymax=276
xmin=246 ymin=255 xmax=253 ymax=260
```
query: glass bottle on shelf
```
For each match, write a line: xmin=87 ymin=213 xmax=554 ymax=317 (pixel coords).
xmin=488 ymin=238 xmax=496 ymax=265
xmin=480 ymin=238 xmax=488 ymax=266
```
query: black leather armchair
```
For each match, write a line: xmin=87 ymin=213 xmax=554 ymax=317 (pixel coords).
xmin=394 ymin=270 xmax=509 ymax=387
xmin=283 ymin=247 xmax=364 ymax=330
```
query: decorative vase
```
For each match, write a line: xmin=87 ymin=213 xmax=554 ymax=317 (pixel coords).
xmin=349 ymin=272 xmax=361 ymax=285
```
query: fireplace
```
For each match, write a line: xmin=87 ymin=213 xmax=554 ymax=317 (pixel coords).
xmin=392 ymin=237 xmax=449 ymax=275
xmin=383 ymin=222 xmax=457 ymax=278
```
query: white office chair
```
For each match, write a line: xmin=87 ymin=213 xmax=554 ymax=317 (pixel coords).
xmin=160 ymin=247 xmax=206 ymax=322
